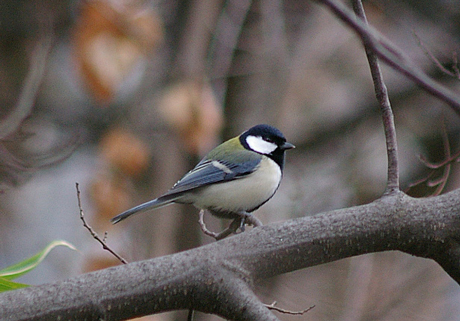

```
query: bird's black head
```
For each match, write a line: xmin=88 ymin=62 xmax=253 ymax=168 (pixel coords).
xmin=240 ymin=124 xmax=294 ymax=169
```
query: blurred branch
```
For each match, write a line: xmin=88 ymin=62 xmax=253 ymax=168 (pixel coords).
xmin=0 ymin=30 xmax=53 ymax=139
xmin=175 ymin=0 xmax=223 ymax=78
xmin=351 ymin=0 xmax=399 ymax=194
xmin=0 ymin=23 xmax=79 ymax=188
xmin=315 ymin=0 xmax=460 ymax=115
xmin=210 ymin=2 xmax=252 ymax=75
xmin=407 ymin=119 xmax=456 ymax=196
xmin=423 ymin=120 xmax=451 ymax=196
xmin=413 ymin=32 xmax=460 ymax=79
xmin=3 ymin=190 xmax=460 ymax=319
xmin=210 ymin=0 xmax=252 ymax=101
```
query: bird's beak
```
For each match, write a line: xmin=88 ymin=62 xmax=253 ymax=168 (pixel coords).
xmin=280 ymin=142 xmax=295 ymax=150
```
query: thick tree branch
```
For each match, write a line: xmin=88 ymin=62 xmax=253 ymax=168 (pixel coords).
xmin=315 ymin=0 xmax=460 ymax=115
xmin=2 ymin=190 xmax=460 ymax=320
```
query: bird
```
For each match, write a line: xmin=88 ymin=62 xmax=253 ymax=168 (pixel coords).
xmin=111 ymin=124 xmax=294 ymax=228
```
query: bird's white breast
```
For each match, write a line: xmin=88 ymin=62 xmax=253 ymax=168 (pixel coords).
xmin=192 ymin=157 xmax=282 ymax=213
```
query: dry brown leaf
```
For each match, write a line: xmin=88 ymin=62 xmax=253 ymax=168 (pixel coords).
xmin=100 ymin=127 xmax=150 ymax=177
xmin=90 ymin=174 xmax=131 ymax=221
xmin=73 ymin=0 xmax=163 ymax=103
xmin=158 ymin=80 xmax=224 ymax=155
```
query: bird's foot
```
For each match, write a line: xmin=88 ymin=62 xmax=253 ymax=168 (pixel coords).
xmin=238 ymin=212 xmax=263 ymax=232
xmin=198 ymin=210 xmax=234 ymax=240
xmin=197 ymin=210 xmax=262 ymax=241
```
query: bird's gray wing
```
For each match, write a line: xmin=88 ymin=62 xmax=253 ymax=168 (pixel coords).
xmin=163 ymin=154 xmax=262 ymax=196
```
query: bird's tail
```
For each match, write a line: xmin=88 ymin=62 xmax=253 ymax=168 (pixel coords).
xmin=110 ymin=195 xmax=179 ymax=224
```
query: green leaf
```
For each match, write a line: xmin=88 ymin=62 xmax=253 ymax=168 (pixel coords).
xmin=0 ymin=277 xmax=29 ymax=292
xmin=0 ymin=240 xmax=77 ymax=281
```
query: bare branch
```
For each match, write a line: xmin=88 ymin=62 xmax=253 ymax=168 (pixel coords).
xmin=351 ymin=0 xmax=399 ymax=194
xmin=315 ymin=0 xmax=460 ymax=115
xmin=76 ymin=183 xmax=128 ymax=265
xmin=265 ymin=301 xmax=315 ymax=315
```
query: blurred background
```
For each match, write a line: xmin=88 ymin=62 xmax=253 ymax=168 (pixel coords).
xmin=1 ymin=0 xmax=460 ymax=320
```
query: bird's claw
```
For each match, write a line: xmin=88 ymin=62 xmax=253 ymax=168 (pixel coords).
xmin=198 ymin=210 xmax=262 ymax=241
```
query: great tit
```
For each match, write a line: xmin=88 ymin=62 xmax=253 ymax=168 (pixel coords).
xmin=111 ymin=124 xmax=294 ymax=226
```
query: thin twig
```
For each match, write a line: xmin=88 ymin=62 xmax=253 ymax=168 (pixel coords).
xmin=265 ymin=301 xmax=315 ymax=315
xmin=413 ymin=32 xmax=459 ymax=79
xmin=351 ymin=0 xmax=399 ymax=194
xmin=407 ymin=119 xmax=456 ymax=196
xmin=421 ymin=120 xmax=452 ymax=195
xmin=76 ymin=183 xmax=128 ymax=264
xmin=418 ymin=149 xmax=460 ymax=169
xmin=406 ymin=171 xmax=435 ymax=189
xmin=316 ymin=0 xmax=460 ymax=115
xmin=431 ymin=119 xmax=451 ymax=195
xmin=452 ymin=52 xmax=460 ymax=78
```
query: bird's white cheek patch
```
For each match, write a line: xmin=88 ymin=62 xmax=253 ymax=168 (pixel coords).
xmin=246 ymin=136 xmax=277 ymax=154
